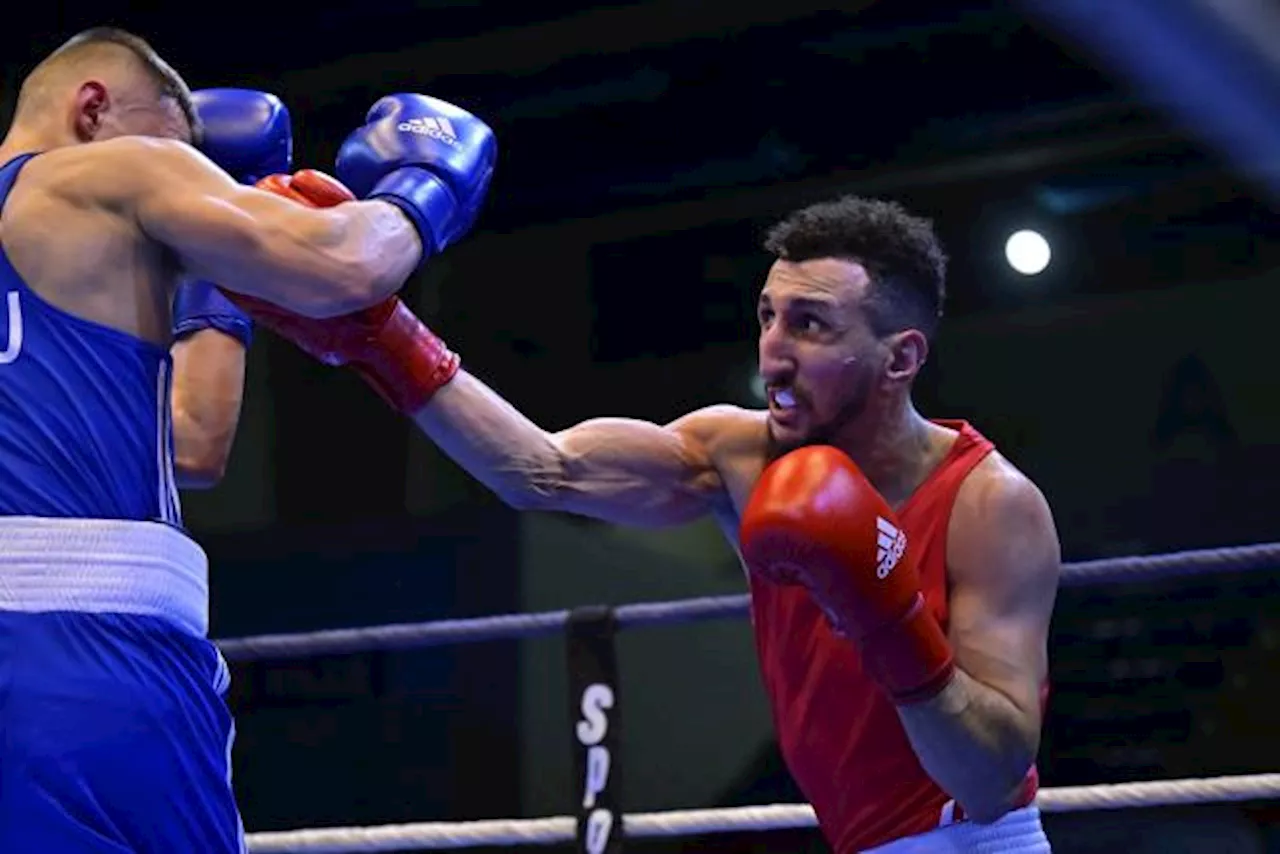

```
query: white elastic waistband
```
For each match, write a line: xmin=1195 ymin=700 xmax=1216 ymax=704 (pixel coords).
xmin=0 ymin=516 xmax=209 ymax=637
xmin=863 ymin=805 xmax=1050 ymax=853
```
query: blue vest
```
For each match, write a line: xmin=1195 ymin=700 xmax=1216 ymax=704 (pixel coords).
xmin=0 ymin=153 xmax=181 ymax=524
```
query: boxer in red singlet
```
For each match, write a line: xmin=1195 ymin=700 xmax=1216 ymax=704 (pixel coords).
xmin=236 ymin=195 xmax=1062 ymax=852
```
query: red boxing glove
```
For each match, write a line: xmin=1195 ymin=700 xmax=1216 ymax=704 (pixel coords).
xmin=269 ymin=169 xmax=359 ymax=208
xmin=739 ymin=446 xmax=955 ymax=704
xmin=252 ymin=170 xmax=353 ymax=210
xmin=229 ymin=291 xmax=459 ymax=415
xmin=223 ymin=170 xmax=460 ymax=415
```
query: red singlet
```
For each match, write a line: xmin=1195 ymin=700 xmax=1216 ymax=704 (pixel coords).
xmin=748 ymin=420 xmax=1041 ymax=852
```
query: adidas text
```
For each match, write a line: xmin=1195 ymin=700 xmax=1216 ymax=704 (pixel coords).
xmin=876 ymin=516 xmax=907 ymax=579
xmin=397 ymin=117 xmax=459 ymax=147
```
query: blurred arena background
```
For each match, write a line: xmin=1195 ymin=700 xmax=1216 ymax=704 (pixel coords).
xmin=8 ymin=0 xmax=1280 ymax=850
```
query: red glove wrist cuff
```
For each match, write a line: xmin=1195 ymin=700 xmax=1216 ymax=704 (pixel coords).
xmin=359 ymin=300 xmax=460 ymax=415
xmin=859 ymin=594 xmax=956 ymax=705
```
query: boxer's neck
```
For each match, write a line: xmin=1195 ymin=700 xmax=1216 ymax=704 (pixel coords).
xmin=0 ymin=121 xmax=71 ymax=163
xmin=834 ymin=397 xmax=943 ymax=508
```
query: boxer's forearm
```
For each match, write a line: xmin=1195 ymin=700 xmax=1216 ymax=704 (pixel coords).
xmin=171 ymin=330 xmax=247 ymax=489
xmin=413 ymin=370 xmax=566 ymax=507
xmin=894 ymin=668 xmax=1038 ymax=823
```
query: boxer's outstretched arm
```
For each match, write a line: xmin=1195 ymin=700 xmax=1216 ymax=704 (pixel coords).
xmin=895 ymin=467 xmax=1060 ymax=822
xmin=118 ymin=138 xmax=421 ymax=318
xmin=413 ymin=371 xmax=729 ymax=527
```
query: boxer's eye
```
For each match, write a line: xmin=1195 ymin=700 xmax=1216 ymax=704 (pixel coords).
xmin=797 ymin=314 xmax=827 ymax=335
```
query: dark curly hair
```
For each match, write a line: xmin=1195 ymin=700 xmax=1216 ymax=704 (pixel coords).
xmin=763 ymin=196 xmax=948 ymax=340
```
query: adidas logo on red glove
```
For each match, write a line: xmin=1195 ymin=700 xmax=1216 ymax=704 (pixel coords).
xmin=876 ymin=517 xmax=907 ymax=580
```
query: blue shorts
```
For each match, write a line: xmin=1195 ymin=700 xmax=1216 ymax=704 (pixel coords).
xmin=0 ymin=610 xmax=245 ymax=852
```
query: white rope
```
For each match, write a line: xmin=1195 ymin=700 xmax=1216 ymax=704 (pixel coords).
xmin=244 ymin=772 xmax=1280 ymax=852
xmin=625 ymin=803 xmax=818 ymax=835
xmin=246 ymin=817 xmax=577 ymax=852
xmin=1036 ymin=773 xmax=1280 ymax=812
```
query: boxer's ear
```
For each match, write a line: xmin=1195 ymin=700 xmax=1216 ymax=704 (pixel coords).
xmin=883 ymin=329 xmax=928 ymax=385
xmin=73 ymin=81 xmax=109 ymax=141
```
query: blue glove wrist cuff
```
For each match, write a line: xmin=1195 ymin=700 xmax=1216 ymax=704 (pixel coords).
xmin=173 ymin=314 xmax=253 ymax=349
xmin=370 ymin=167 xmax=459 ymax=256
xmin=173 ymin=281 xmax=254 ymax=349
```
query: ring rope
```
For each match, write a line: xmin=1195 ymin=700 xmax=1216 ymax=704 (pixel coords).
xmin=243 ymin=773 xmax=1280 ymax=852
xmin=217 ymin=542 xmax=1280 ymax=661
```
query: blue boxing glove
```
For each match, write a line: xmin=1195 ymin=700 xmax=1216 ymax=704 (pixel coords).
xmin=173 ymin=279 xmax=253 ymax=348
xmin=335 ymin=94 xmax=496 ymax=256
xmin=191 ymin=88 xmax=292 ymax=184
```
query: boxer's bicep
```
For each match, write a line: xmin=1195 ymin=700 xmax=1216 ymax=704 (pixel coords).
xmin=415 ymin=372 xmax=726 ymax=527
xmin=170 ymin=329 xmax=247 ymax=489
xmin=548 ymin=408 xmax=726 ymax=526
xmin=125 ymin=138 xmax=403 ymax=318
xmin=946 ymin=471 xmax=1061 ymax=726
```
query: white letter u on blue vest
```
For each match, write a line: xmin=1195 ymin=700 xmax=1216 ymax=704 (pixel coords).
xmin=0 ymin=291 xmax=23 ymax=365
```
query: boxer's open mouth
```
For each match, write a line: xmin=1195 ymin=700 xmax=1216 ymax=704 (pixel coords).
xmin=768 ymin=388 xmax=801 ymax=426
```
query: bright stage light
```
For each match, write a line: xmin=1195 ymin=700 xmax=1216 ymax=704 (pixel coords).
xmin=1005 ymin=229 xmax=1051 ymax=275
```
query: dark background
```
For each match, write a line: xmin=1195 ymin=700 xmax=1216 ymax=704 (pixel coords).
xmin=8 ymin=1 xmax=1280 ymax=850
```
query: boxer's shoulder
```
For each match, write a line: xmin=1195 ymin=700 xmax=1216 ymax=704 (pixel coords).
xmin=670 ymin=404 xmax=767 ymax=457
xmin=8 ymin=137 xmax=193 ymax=211
xmin=0 ymin=139 xmax=197 ymax=339
xmin=947 ymin=452 xmax=1058 ymax=583
xmin=669 ymin=404 xmax=768 ymax=499
xmin=954 ymin=451 xmax=1045 ymax=519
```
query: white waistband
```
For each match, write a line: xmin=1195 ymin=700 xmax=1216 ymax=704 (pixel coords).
xmin=0 ymin=516 xmax=209 ymax=637
xmin=863 ymin=805 xmax=1050 ymax=853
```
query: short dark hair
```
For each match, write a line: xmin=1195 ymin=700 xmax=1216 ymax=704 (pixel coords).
xmin=763 ymin=196 xmax=948 ymax=340
xmin=42 ymin=27 xmax=200 ymax=142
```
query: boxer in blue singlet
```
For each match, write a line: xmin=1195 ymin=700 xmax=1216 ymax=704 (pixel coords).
xmin=0 ymin=26 xmax=433 ymax=851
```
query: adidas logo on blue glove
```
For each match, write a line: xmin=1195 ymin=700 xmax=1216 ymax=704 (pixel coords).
xmin=397 ymin=117 xmax=459 ymax=147
xmin=337 ymin=93 xmax=497 ymax=256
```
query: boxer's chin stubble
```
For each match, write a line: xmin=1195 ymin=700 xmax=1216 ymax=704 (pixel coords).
xmin=765 ymin=421 xmax=802 ymax=462
xmin=766 ymin=372 xmax=873 ymax=462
